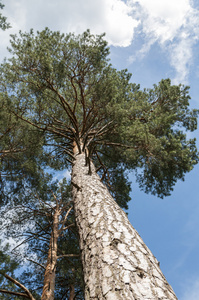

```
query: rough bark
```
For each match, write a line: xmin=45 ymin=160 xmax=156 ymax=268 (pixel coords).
xmin=72 ymin=152 xmax=178 ymax=300
xmin=41 ymin=207 xmax=60 ymax=300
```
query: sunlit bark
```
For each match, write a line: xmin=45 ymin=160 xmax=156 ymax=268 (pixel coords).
xmin=41 ymin=207 xmax=60 ymax=300
xmin=72 ymin=152 xmax=178 ymax=299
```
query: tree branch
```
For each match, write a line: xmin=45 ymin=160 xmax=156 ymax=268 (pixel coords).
xmin=59 ymin=206 xmax=73 ymax=233
xmin=26 ymin=258 xmax=46 ymax=270
xmin=57 ymin=254 xmax=79 ymax=259
xmin=0 ymin=289 xmax=30 ymax=299
xmin=61 ymin=222 xmax=75 ymax=232
xmin=0 ymin=272 xmax=36 ymax=300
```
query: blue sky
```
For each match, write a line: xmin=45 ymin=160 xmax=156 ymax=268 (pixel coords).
xmin=1 ymin=0 xmax=199 ymax=298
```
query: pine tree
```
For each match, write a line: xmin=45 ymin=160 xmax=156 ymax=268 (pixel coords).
xmin=0 ymin=177 xmax=84 ymax=299
xmin=0 ymin=29 xmax=198 ymax=299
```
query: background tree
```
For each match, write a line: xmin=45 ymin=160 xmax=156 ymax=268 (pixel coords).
xmin=0 ymin=177 xmax=84 ymax=300
xmin=0 ymin=29 xmax=198 ymax=299
xmin=0 ymin=241 xmax=36 ymax=300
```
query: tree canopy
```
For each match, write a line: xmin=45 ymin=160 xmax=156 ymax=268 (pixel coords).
xmin=0 ymin=28 xmax=198 ymax=202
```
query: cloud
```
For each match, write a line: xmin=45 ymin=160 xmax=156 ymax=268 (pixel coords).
xmin=1 ymin=0 xmax=199 ymax=83
xmin=131 ymin=0 xmax=191 ymax=43
xmin=53 ymin=169 xmax=71 ymax=182
xmin=128 ymin=0 xmax=199 ymax=83
xmin=168 ymin=37 xmax=194 ymax=84
xmin=63 ymin=0 xmax=140 ymax=47
xmin=2 ymin=0 xmax=139 ymax=48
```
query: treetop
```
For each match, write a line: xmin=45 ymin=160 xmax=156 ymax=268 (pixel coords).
xmin=0 ymin=28 xmax=198 ymax=202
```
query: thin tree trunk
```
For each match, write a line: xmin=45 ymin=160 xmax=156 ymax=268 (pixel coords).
xmin=69 ymin=284 xmax=75 ymax=300
xmin=41 ymin=207 xmax=60 ymax=300
xmin=72 ymin=152 xmax=178 ymax=300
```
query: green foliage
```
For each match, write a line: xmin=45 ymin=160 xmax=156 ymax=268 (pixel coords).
xmin=0 ymin=2 xmax=10 ymax=31
xmin=111 ymin=78 xmax=199 ymax=197
xmin=0 ymin=177 xmax=84 ymax=299
xmin=0 ymin=243 xmax=22 ymax=300
xmin=0 ymin=97 xmax=56 ymax=206
xmin=0 ymin=29 xmax=198 ymax=201
xmin=0 ymin=243 xmax=18 ymax=278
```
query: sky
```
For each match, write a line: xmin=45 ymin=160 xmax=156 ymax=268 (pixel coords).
xmin=1 ymin=0 xmax=199 ymax=299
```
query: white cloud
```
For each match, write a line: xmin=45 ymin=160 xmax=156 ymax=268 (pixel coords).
xmin=128 ymin=0 xmax=199 ymax=83
xmin=132 ymin=0 xmax=191 ymax=43
xmin=2 ymin=0 xmax=139 ymax=48
xmin=63 ymin=0 xmax=140 ymax=47
xmin=53 ymin=169 xmax=71 ymax=182
xmin=1 ymin=0 xmax=199 ymax=83
xmin=169 ymin=37 xmax=194 ymax=84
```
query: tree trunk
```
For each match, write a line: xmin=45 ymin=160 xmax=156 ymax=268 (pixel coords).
xmin=69 ymin=284 xmax=75 ymax=300
xmin=41 ymin=207 xmax=60 ymax=300
xmin=72 ymin=152 xmax=178 ymax=300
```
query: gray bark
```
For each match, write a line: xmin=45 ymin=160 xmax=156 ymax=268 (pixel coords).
xmin=72 ymin=152 xmax=178 ymax=300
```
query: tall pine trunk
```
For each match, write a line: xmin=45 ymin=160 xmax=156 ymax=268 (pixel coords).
xmin=72 ymin=152 xmax=178 ymax=300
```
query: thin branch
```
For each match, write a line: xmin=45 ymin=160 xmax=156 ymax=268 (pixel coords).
xmin=59 ymin=206 xmax=73 ymax=233
xmin=71 ymin=76 xmax=78 ymax=114
xmin=45 ymin=126 xmax=74 ymax=141
xmin=51 ymin=190 xmax=59 ymax=208
xmin=45 ymin=143 xmax=74 ymax=159
xmin=8 ymin=108 xmax=75 ymax=144
xmin=26 ymin=259 xmax=46 ymax=270
xmin=49 ymin=117 xmax=75 ymax=136
xmin=0 ymin=148 xmax=27 ymax=155
xmin=86 ymin=121 xmax=114 ymax=148
xmin=78 ymin=81 xmax=86 ymax=133
xmin=25 ymin=231 xmax=50 ymax=242
xmin=95 ymin=150 xmax=111 ymax=184
xmin=81 ymin=111 xmax=98 ymax=137
xmin=46 ymin=79 xmax=79 ymax=133
xmin=11 ymin=236 xmax=33 ymax=252
xmin=84 ymin=99 xmax=95 ymax=122
xmin=57 ymin=254 xmax=79 ymax=259
xmin=10 ymin=110 xmax=45 ymax=132
xmin=35 ymin=193 xmax=55 ymax=211
xmin=95 ymin=141 xmax=135 ymax=148
xmin=61 ymin=222 xmax=75 ymax=232
xmin=0 ymin=289 xmax=30 ymax=299
xmin=0 ymin=272 xmax=36 ymax=300
xmin=45 ymin=124 xmax=74 ymax=140
xmin=34 ymin=221 xmax=51 ymax=236
xmin=32 ymin=248 xmax=48 ymax=255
